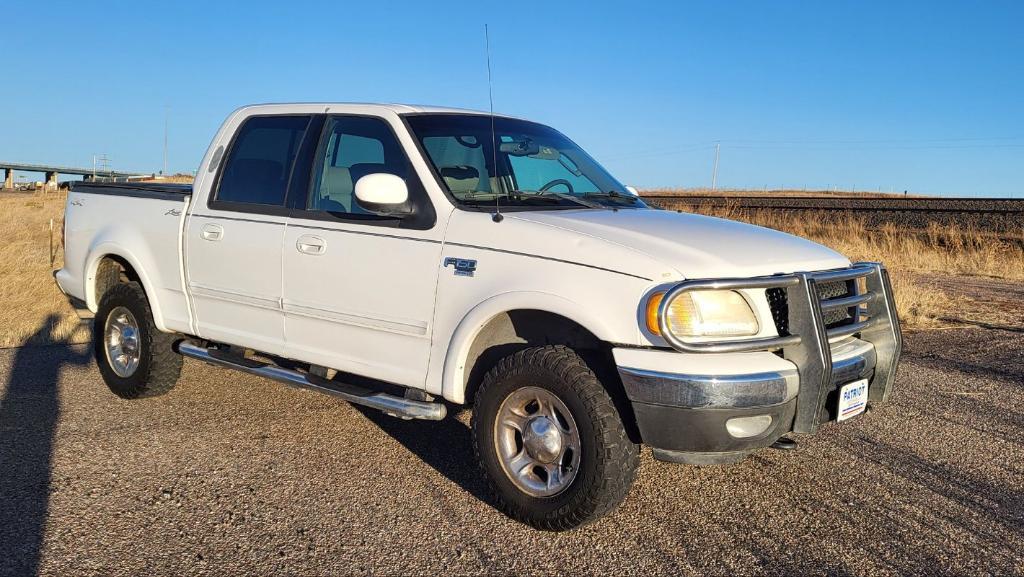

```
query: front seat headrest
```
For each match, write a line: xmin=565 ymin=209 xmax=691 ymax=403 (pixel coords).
xmin=440 ymin=165 xmax=480 ymax=194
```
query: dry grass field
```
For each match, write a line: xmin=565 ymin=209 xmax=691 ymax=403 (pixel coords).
xmin=0 ymin=192 xmax=87 ymax=348
xmin=647 ymin=187 xmax=931 ymax=198
xmin=1 ymin=190 xmax=1020 ymax=348
xmin=688 ymin=202 xmax=1024 ymax=327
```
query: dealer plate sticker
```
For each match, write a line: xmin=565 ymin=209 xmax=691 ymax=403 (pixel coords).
xmin=838 ymin=379 xmax=869 ymax=422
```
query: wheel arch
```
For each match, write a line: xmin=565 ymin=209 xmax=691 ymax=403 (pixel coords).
xmin=441 ymin=292 xmax=622 ymax=406
xmin=85 ymin=243 xmax=168 ymax=332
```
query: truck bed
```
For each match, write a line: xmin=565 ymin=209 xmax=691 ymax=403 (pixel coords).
xmin=58 ymin=179 xmax=194 ymax=334
xmin=70 ymin=180 xmax=193 ymax=200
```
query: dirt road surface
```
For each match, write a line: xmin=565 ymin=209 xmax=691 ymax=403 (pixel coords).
xmin=1 ymin=327 xmax=1022 ymax=576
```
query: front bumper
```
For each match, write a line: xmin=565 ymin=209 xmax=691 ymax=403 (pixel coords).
xmin=616 ymin=262 xmax=901 ymax=464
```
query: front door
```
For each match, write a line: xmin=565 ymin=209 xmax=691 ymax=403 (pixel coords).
xmin=185 ymin=114 xmax=313 ymax=356
xmin=281 ymin=114 xmax=444 ymax=388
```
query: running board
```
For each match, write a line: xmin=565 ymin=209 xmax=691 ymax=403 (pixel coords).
xmin=176 ymin=341 xmax=446 ymax=421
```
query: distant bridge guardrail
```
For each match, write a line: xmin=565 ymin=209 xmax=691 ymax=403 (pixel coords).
xmin=2 ymin=161 xmax=147 ymax=190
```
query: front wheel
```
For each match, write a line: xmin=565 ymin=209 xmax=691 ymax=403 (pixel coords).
xmin=471 ymin=345 xmax=639 ymax=531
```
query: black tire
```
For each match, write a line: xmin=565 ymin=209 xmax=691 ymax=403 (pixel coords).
xmin=471 ymin=345 xmax=639 ymax=531
xmin=93 ymin=281 xmax=182 ymax=398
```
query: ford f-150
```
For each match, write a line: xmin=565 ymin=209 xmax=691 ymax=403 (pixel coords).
xmin=55 ymin=103 xmax=902 ymax=530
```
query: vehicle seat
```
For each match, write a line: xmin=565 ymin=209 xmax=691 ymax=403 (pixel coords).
xmin=319 ymin=166 xmax=354 ymax=211
xmin=349 ymin=163 xmax=399 ymax=182
xmin=440 ymin=165 xmax=480 ymax=195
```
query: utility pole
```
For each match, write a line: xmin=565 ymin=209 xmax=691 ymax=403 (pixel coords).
xmin=97 ymin=154 xmax=111 ymax=179
xmin=163 ymin=105 xmax=169 ymax=176
xmin=711 ymin=142 xmax=720 ymax=191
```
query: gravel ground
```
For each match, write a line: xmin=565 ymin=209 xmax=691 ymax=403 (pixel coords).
xmin=916 ymin=273 xmax=1024 ymax=329
xmin=1 ymin=326 xmax=1022 ymax=576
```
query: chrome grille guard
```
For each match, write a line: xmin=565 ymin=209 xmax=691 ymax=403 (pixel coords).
xmin=656 ymin=262 xmax=902 ymax=433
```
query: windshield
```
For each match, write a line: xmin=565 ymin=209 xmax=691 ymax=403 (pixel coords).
xmin=405 ymin=114 xmax=645 ymax=210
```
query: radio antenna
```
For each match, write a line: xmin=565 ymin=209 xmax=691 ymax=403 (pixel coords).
xmin=485 ymin=24 xmax=503 ymax=223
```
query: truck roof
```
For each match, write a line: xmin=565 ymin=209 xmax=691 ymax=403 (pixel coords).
xmin=235 ymin=102 xmax=517 ymax=118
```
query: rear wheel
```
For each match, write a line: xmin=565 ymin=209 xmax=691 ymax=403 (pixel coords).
xmin=472 ymin=345 xmax=639 ymax=531
xmin=93 ymin=281 xmax=182 ymax=398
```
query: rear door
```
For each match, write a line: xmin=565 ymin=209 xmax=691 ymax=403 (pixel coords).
xmin=185 ymin=114 xmax=314 ymax=356
xmin=281 ymin=114 xmax=444 ymax=388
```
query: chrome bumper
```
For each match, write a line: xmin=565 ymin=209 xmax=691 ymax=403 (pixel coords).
xmin=618 ymin=367 xmax=798 ymax=409
xmin=642 ymin=262 xmax=901 ymax=434
xmin=619 ymin=337 xmax=876 ymax=411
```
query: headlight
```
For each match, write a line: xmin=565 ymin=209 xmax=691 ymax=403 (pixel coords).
xmin=646 ymin=289 xmax=759 ymax=339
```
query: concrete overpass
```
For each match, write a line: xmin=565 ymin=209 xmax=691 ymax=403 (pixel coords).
xmin=2 ymin=161 xmax=147 ymax=190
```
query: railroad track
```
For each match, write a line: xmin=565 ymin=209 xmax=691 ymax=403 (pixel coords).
xmin=642 ymin=195 xmax=1024 ymax=233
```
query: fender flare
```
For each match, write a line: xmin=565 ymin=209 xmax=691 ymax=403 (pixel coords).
xmin=84 ymin=240 xmax=169 ymax=332
xmin=440 ymin=291 xmax=618 ymax=404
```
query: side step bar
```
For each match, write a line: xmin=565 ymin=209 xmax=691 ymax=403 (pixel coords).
xmin=176 ymin=341 xmax=446 ymax=421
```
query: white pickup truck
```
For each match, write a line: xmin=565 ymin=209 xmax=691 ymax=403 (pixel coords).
xmin=56 ymin=103 xmax=901 ymax=531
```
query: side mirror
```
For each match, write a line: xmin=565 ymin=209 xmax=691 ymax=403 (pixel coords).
xmin=625 ymin=185 xmax=639 ymax=196
xmin=354 ymin=173 xmax=413 ymax=217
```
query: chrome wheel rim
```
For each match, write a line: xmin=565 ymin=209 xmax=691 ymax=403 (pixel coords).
xmin=104 ymin=306 xmax=141 ymax=378
xmin=494 ymin=386 xmax=581 ymax=497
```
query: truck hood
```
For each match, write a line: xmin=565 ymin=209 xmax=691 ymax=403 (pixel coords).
xmin=508 ymin=208 xmax=850 ymax=279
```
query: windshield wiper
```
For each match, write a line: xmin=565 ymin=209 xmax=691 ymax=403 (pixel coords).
xmin=583 ymin=191 xmax=640 ymax=204
xmin=511 ymin=190 xmax=601 ymax=208
xmin=455 ymin=191 xmax=512 ymax=206
xmin=456 ymin=190 xmax=601 ymax=209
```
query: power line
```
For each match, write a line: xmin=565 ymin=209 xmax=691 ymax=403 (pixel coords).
xmin=603 ymin=138 xmax=1024 ymax=160
xmin=711 ymin=142 xmax=720 ymax=191
xmin=718 ymin=135 xmax=1024 ymax=145
xmin=603 ymin=143 xmax=717 ymax=161
xmin=724 ymin=142 xmax=1024 ymax=151
xmin=163 ymin=105 xmax=169 ymax=175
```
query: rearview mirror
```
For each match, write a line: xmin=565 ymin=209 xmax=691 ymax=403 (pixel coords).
xmin=625 ymin=185 xmax=639 ymax=196
xmin=499 ymin=140 xmax=540 ymax=157
xmin=354 ymin=173 xmax=413 ymax=217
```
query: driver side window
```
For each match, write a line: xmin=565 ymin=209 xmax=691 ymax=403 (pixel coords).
xmin=308 ymin=116 xmax=410 ymax=214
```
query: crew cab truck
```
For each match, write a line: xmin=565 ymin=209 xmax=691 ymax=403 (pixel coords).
xmin=56 ymin=103 xmax=902 ymax=531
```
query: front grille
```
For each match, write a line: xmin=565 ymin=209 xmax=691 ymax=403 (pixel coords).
xmin=816 ymin=280 xmax=849 ymax=300
xmin=657 ymin=263 xmax=899 ymax=434
xmin=766 ymin=279 xmax=858 ymax=336
xmin=766 ymin=287 xmax=789 ymax=336
xmin=818 ymin=280 xmax=856 ymax=328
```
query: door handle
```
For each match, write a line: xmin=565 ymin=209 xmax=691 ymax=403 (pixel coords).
xmin=296 ymin=235 xmax=326 ymax=255
xmin=201 ymin=224 xmax=224 ymax=241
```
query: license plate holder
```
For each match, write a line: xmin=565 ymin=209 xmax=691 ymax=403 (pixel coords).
xmin=837 ymin=378 xmax=869 ymax=422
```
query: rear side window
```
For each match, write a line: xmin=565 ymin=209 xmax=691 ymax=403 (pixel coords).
xmin=216 ymin=115 xmax=311 ymax=206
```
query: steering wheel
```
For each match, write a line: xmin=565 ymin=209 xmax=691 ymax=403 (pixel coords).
xmin=540 ymin=179 xmax=575 ymax=193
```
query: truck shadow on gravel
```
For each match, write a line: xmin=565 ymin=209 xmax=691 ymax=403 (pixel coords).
xmin=847 ymin=436 xmax=1024 ymax=541
xmin=904 ymin=328 xmax=1024 ymax=385
xmin=0 ymin=316 xmax=91 ymax=577
xmin=355 ymin=406 xmax=492 ymax=505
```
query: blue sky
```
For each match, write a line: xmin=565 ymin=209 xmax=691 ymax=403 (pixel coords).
xmin=2 ymin=1 xmax=1021 ymax=196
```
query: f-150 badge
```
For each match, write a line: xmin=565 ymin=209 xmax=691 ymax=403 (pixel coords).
xmin=444 ymin=257 xmax=477 ymax=277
